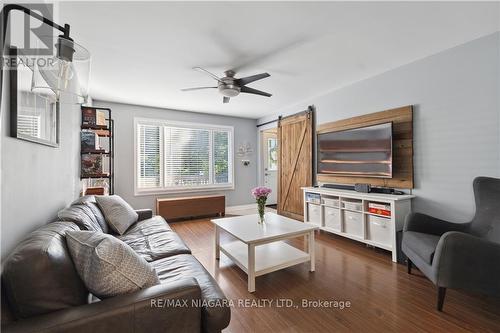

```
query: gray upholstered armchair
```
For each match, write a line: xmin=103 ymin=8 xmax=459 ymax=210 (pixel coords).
xmin=402 ymin=176 xmax=500 ymax=311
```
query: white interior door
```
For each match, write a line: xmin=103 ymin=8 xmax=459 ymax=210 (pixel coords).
xmin=262 ymin=130 xmax=278 ymax=205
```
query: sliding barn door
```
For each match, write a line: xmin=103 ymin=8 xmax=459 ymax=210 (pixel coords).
xmin=277 ymin=109 xmax=313 ymax=221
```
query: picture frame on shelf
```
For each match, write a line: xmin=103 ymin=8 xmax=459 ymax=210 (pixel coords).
xmin=81 ymin=131 xmax=99 ymax=152
xmin=81 ymin=154 xmax=104 ymax=177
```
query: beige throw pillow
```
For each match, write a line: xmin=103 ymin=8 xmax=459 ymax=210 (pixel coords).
xmin=66 ymin=230 xmax=159 ymax=298
xmin=95 ymin=195 xmax=138 ymax=235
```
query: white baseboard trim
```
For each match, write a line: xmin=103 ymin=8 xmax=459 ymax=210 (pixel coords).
xmin=226 ymin=204 xmax=256 ymax=213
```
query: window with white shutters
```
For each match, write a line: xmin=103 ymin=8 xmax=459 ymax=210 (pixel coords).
xmin=17 ymin=114 xmax=41 ymax=138
xmin=135 ymin=119 xmax=233 ymax=193
xmin=137 ymin=123 xmax=162 ymax=189
xmin=214 ymin=130 xmax=229 ymax=184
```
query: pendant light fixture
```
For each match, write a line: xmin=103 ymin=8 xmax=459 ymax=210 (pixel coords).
xmin=0 ymin=4 xmax=91 ymax=107
xmin=31 ymin=33 xmax=91 ymax=104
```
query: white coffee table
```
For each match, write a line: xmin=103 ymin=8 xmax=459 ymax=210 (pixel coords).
xmin=211 ymin=212 xmax=318 ymax=292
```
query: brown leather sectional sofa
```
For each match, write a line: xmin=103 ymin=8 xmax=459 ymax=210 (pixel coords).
xmin=1 ymin=196 xmax=231 ymax=333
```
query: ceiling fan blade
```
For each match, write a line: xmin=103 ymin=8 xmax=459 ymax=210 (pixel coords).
xmin=240 ymin=86 xmax=272 ymax=97
xmin=235 ymin=73 xmax=270 ymax=86
xmin=193 ymin=67 xmax=222 ymax=82
xmin=211 ymin=31 xmax=311 ymax=73
xmin=181 ymin=87 xmax=217 ymax=91
xmin=223 ymin=96 xmax=230 ymax=104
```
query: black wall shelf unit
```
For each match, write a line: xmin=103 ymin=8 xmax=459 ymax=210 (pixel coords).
xmin=80 ymin=106 xmax=114 ymax=194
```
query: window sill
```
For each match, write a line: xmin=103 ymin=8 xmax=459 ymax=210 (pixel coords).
xmin=134 ymin=185 xmax=235 ymax=196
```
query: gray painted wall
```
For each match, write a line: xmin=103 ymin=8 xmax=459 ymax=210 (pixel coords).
xmin=0 ymin=82 xmax=80 ymax=260
xmin=258 ymin=32 xmax=500 ymax=222
xmin=93 ymin=101 xmax=258 ymax=212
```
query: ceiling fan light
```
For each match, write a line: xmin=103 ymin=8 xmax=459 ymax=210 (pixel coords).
xmin=219 ymin=86 xmax=240 ymax=97
xmin=189 ymin=67 xmax=272 ymax=103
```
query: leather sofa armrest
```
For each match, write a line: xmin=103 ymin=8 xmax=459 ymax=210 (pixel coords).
xmin=135 ymin=209 xmax=153 ymax=221
xmin=2 ymin=278 xmax=202 ymax=333
xmin=433 ymin=232 xmax=500 ymax=296
xmin=403 ymin=212 xmax=470 ymax=236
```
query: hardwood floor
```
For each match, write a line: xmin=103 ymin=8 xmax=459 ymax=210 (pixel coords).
xmin=171 ymin=218 xmax=500 ymax=333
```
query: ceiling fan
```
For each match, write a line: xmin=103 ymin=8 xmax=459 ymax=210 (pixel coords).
xmin=182 ymin=67 xmax=272 ymax=103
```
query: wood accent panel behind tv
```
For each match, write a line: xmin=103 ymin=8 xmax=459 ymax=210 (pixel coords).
xmin=317 ymin=105 xmax=413 ymax=189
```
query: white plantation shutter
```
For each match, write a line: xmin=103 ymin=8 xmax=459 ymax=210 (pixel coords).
xmin=213 ymin=131 xmax=229 ymax=184
xmin=137 ymin=124 xmax=162 ymax=188
xmin=18 ymin=114 xmax=41 ymax=138
xmin=164 ymin=126 xmax=210 ymax=187
xmin=135 ymin=119 xmax=233 ymax=192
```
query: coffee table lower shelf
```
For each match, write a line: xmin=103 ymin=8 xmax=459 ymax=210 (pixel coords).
xmin=219 ymin=240 xmax=310 ymax=278
xmin=213 ymin=213 xmax=317 ymax=292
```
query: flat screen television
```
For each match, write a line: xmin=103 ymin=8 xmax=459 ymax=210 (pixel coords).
xmin=317 ymin=122 xmax=393 ymax=178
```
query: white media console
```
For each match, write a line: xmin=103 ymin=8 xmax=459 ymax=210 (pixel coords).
xmin=302 ymin=187 xmax=415 ymax=262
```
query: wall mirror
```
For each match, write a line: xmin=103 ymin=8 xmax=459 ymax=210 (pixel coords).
xmin=9 ymin=47 xmax=60 ymax=147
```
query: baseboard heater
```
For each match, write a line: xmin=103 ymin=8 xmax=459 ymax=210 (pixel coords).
xmin=156 ymin=195 xmax=225 ymax=221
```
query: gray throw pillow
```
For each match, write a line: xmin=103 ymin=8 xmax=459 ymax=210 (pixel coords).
xmin=95 ymin=195 xmax=138 ymax=235
xmin=58 ymin=204 xmax=103 ymax=232
xmin=66 ymin=230 xmax=159 ymax=298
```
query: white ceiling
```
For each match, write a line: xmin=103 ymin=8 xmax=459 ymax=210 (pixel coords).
xmin=59 ymin=1 xmax=499 ymax=119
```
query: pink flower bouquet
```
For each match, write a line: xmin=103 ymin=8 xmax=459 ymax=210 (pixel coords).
xmin=251 ymin=186 xmax=272 ymax=199
xmin=251 ymin=186 xmax=272 ymax=224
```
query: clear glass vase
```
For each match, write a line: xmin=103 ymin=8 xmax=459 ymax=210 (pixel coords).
xmin=257 ymin=199 xmax=266 ymax=224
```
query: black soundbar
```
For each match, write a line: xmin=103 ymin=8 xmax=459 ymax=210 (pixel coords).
xmin=321 ymin=184 xmax=355 ymax=191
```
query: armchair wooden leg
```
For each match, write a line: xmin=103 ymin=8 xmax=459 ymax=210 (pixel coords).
xmin=437 ymin=287 xmax=446 ymax=311
xmin=407 ymin=259 xmax=412 ymax=274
